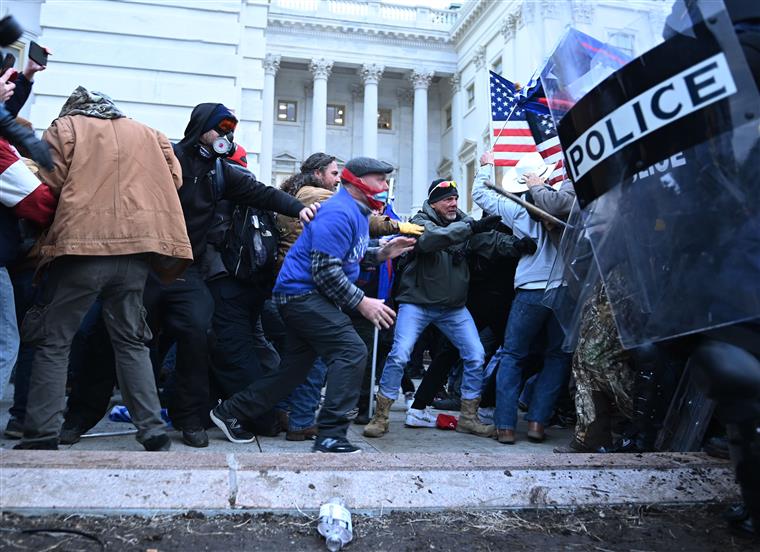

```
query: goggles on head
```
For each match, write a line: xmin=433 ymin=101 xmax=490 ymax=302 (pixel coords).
xmin=428 ymin=180 xmax=457 ymax=197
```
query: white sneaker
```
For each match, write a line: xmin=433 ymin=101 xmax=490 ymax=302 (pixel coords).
xmin=404 ymin=391 xmax=415 ymax=410
xmin=478 ymin=407 xmax=495 ymax=425
xmin=405 ymin=407 xmax=437 ymax=428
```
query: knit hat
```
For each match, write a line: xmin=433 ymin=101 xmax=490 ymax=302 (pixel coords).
xmin=202 ymin=104 xmax=237 ymax=134
xmin=427 ymin=178 xmax=459 ymax=204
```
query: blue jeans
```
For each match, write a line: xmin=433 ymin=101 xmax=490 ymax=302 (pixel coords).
xmin=0 ymin=267 xmax=19 ymax=400
xmin=379 ymin=304 xmax=485 ymax=401
xmin=287 ymin=358 xmax=328 ymax=431
xmin=495 ymin=289 xmax=571 ymax=430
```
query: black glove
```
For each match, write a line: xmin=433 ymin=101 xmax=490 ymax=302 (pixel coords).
xmin=515 ymin=236 xmax=538 ymax=255
xmin=0 ymin=104 xmax=53 ymax=170
xmin=467 ymin=214 xmax=502 ymax=234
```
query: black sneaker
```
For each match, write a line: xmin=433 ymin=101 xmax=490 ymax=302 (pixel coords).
xmin=4 ymin=418 xmax=23 ymax=439
xmin=432 ymin=397 xmax=461 ymax=411
xmin=312 ymin=436 xmax=361 ymax=454
xmin=143 ymin=433 xmax=172 ymax=452
xmin=210 ymin=403 xmax=256 ymax=444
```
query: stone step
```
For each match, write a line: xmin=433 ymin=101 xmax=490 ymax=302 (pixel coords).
xmin=0 ymin=450 xmax=738 ymax=514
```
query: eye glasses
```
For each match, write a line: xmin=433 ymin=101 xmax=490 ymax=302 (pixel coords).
xmin=216 ymin=118 xmax=237 ymax=134
xmin=429 ymin=180 xmax=457 ymax=197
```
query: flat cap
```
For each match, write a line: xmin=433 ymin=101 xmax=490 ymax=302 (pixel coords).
xmin=344 ymin=157 xmax=394 ymax=177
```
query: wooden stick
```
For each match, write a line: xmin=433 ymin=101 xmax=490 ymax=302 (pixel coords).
xmin=483 ymin=182 xmax=573 ymax=230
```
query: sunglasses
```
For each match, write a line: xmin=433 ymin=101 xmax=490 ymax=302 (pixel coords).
xmin=216 ymin=118 xmax=237 ymax=134
xmin=429 ymin=180 xmax=457 ymax=197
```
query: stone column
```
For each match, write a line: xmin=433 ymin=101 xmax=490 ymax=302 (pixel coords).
xmin=450 ymin=73 xmax=463 ymax=186
xmin=359 ymin=63 xmax=384 ymax=158
xmin=260 ymin=53 xmax=280 ymax=186
xmin=410 ymin=69 xmax=434 ymax=212
xmin=309 ymin=58 xmax=333 ymax=153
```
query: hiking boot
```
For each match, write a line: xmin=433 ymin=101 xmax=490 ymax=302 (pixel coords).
xmin=286 ymin=426 xmax=318 ymax=441
xmin=527 ymin=421 xmax=545 ymax=442
xmin=14 ymin=439 xmax=58 ymax=450
xmin=456 ymin=398 xmax=495 ymax=437
xmin=494 ymin=429 xmax=515 ymax=444
xmin=313 ymin=436 xmax=361 ymax=454
xmin=142 ymin=433 xmax=172 ymax=451
xmin=275 ymin=409 xmax=289 ymax=435
xmin=363 ymin=393 xmax=394 ymax=438
xmin=553 ymin=439 xmax=592 ymax=453
xmin=181 ymin=427 xmax=209 ymax=448
xmin=210 ymin=402 xmax=255 ymax=444
xmin=405 ymin=407 xmax=437 ymax=428
xmin=4 ymin=418 xmax=23 ymax=439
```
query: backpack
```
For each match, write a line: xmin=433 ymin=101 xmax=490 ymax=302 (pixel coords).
xmin=221 ymin=205 xmax=279 ymax=287
xmin=213 ymin=159 xmax=280 ymax=288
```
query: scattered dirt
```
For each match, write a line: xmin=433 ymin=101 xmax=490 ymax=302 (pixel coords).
xmin=1 ymin=505 xmax=758 ymax=551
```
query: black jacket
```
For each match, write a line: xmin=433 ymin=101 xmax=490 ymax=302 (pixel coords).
xmin=173 ymin=103 xmax=304 ymax=261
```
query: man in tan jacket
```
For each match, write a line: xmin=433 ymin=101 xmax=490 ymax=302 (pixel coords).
xmin=16 ymin=87 xmax=192 ymax=451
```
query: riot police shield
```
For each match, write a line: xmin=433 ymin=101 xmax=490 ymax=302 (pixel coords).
xmin=549 ymin=0 xmax=760 ymax=349
xmin=543 ymin=200 xmax=601 ymax=352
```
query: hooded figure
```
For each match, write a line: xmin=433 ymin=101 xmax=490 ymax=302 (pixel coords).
xmin=171 ymin=102 xmax=305 ymax=261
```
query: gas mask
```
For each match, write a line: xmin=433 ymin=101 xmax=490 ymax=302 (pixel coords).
xmin=212 ymin=133 xmax=235 ymax=156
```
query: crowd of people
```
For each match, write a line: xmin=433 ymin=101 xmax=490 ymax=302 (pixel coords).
xmin=0 ymin=70 xmax=686 ymax=456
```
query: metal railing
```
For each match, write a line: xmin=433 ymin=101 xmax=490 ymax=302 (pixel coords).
xmin=270 ymin=0 xmax=460 ymax=31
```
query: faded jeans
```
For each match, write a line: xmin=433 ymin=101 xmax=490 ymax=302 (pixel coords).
xmin=0 ymin=267 xmax=18 ymax=400
xmin=379 ymin=304 xmax=485 ymax=401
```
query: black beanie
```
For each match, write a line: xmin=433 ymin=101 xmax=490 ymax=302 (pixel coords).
xmin=427 ymin=178 xmax=458 ymax=204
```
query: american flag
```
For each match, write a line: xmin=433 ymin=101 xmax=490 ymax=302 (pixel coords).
xmin=526 ymin=111 xmax=564 ymax=187
xmin=489 ymin=71 xmax=535 ymax=167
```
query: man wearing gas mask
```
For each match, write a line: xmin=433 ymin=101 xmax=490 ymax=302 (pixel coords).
xmin=143 ymin=102 xmax=317 ymax=448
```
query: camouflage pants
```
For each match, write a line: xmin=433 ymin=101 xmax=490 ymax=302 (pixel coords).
xmin=572 ymin=284 xmax=635 ymax=449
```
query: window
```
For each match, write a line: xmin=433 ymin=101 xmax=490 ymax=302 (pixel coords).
xmin=608 ymin=31 xmax=635 ymax=57
xmin=491 ymin=58 xmax=502 ymax=76
xmin=378 ymin=108 xmax=392 ymax=130
xmin=327 ymin=104 xmax=345 ymax=126
xmin=277 ymin=100 xmax=297 ymax=122
xmin=466 ymin=84 xmax=475 ymax=110
xmin=444 ymin=105 xmax=452 ymax=130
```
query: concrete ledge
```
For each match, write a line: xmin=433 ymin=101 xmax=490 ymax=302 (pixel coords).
xmin=0 ymin=450 xmax=739 ymax=514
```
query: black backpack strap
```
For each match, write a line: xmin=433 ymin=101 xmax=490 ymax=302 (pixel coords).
xmin=212 ymin=157 xmax=226 ymax=202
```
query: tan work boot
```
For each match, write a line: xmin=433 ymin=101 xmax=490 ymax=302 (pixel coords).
xmin=362 ymin=393 xmax=394 ymax=438
xmin=456 ymin=397 xmax=495 ymax=437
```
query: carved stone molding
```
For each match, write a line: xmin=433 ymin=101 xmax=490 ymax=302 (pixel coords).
xmin=571 ymin=0 xmax=594 ymax=25
xmin=263 ymin=53 xmax=281 ymax=76
xmin=500 ymin=18 xmax=515 ymax=42
xmin=409 ymin=69 xmax=434 ymax=90
xmin=450 ymin=72 xmax=461 ymax=93
xmin=540 ymin=0 xmax=560 ymax=19
xmin=359 ymin=63 xmax=385 ymax=85
xmin=309 ymin=58 xmax=334 ymax=81
xmin=473 ymin=45 xmax=486 ymax=71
